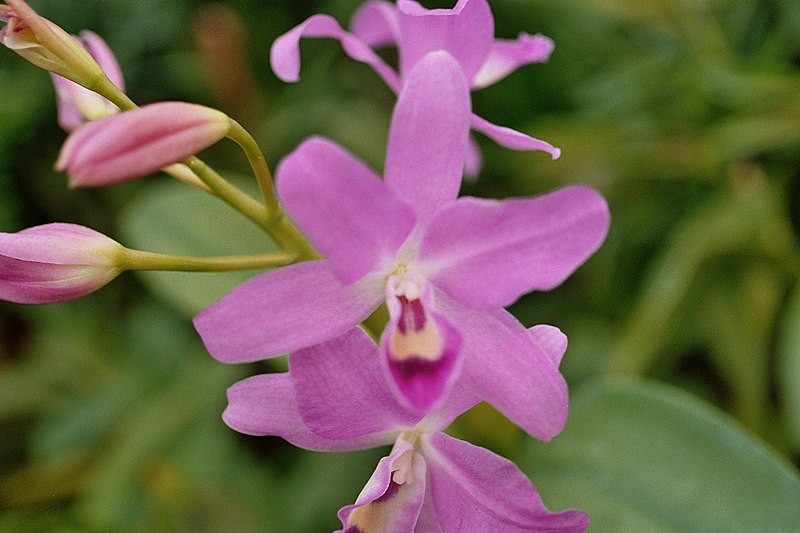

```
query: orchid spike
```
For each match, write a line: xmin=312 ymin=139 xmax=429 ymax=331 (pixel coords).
xmin=0 ymin=0 xmax=107 ymax=89
xmin=0 ymin=223 xmax=123 ymax=304
xmin=56 ymin=101 xmax=231 ymax=187
xmin=51 ymin=31 xmax=125 ymax=132
xmin=270 ymin=0 xmax=561 ymax=175
xmin=223 ymin=327 xmax=589 ymax=532
xmin=194 ymin=51 xmax=610 ymax=436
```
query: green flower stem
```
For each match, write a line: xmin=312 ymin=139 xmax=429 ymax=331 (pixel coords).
xmin=226 ymin=119 xmax=280 ymax=217
xmin=92 ymin=76 xmax=319 ymax=261
xmin=183 ymin=155 xmax=269 ymax=228
xmin=183 ymin=156 xmax=319 ymax=259
xmin=91 ymin=75 xmax=137 ymax=111
xmin=121 ymin=249 xmax=296 ymax=272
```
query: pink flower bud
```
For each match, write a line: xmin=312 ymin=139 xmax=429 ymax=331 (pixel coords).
xmin=1 ymin=0 xmax=104 ymax=87
xmin=0 ymin=223 xmax=124 ymax=304
xmin=52 ymin=31 xmax=125 ymax=132
xmin=55 ymin=101 xmax=231 ymax=187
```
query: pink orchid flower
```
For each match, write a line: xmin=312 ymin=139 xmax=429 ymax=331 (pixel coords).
xmin=55 ymin=101 xmax=231 ymax=187
xmin=194 ymin=51 xmax=609 ymax=436
xmin=270 ymin=0 xmax=560 ymax=175
xmin=51 ymin=30 xmax=125 ymax=132
xmin=0 ymin=223 xmax=123 ymax=304
xmin=224 ymin=327 xmax=589 ymax=533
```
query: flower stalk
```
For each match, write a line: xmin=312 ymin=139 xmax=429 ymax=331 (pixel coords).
xmin=121 ymin=249 xmax=297 ymax=272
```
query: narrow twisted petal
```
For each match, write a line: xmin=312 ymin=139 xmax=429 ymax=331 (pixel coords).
xmin=350 ymin=0 xmax=399 ymax=47
xmin=470 ymin=114 xmax=561 ymax=160
xmin=270 ymin=13 xmax=400 ymax=91
xmin=528 ymin=325 xmax=568 ymax=367
xmin=435 ymin=295 xmax=568 ymax=441
xmin=56 ymin=102 xmax=230 ymax=187
xmin=472 ymin=33 xmax=555 ymax=89
xmin=384 ymin=51 xmax=471 ymax=221
xmin=463 ymin=134 xmax=483 ymax=180
xmin=289 ymin=328 xmax=419 ymax=441
xmin=0 ymin=223 xmax=122 ymax=304
xmin=423 ymin=433 xmax=589 ymax=532
xmin=396 ymin=0 xmax=494 ymax=83
xmin=276 ymin=137 xmax=416 ymax=284
xmin=193 ymin=260 xmax=384 ymax=363
xmin=223 ymin=373 xmax=396 ymax=451
xmin=337 ymin=439 xmax=426 ymax=533
xmin=419 ymin=186 xmax=610 ymax=310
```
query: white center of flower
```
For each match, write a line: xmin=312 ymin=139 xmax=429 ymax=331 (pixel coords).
xmin=386 ymin=274 xmax=443 ymax=362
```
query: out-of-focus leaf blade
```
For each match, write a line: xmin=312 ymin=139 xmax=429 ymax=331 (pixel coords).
xmin=119 ymin=178 xmax=277 ymax=317
xmin=522 ymin=379 xmax=800 ymax=532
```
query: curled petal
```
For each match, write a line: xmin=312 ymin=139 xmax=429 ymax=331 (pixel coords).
xmin=223 ymin=373 xmax=395 ymax=451
xmin=351 ymin=0 xmax=400 ymax=47
xmin=420 ymin=186 xmax=610 ymax=310
xmin=56 ymin=102 xmax=231 ymax=187
xmin=529 ymin=325 xmax=568 ymax=367
xmin=385 ymin=51 xmax=471 ymax=221
xmin=270 ymin=13 xmax=400 ymax=91
xmin=472 ymin=33 xmax=555 ymax=89
xmin=193 ymin=260 xmax=384 ymax=363
xmin=290 ymin=328 xmax=419 ymax=441
xmin=470 ymin=114 xmax=561 ymax=160
xmin=396 ymin=0 xmax=494 ymax=83
xmin=276 ymin=137 xmax=416 ymax=285
xmin=0 ymin=223 xmax=122 ymax=304
xmin=337 ymin=439 xmax=426 ymax=533
xmin=423 ymin=433 xmax=589 ymax=532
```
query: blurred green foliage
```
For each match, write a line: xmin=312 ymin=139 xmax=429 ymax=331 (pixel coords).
xmin=1 ymin=0 xmax=799 ymax=531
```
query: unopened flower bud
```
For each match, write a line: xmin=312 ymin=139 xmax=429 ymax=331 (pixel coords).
xmin=1 ymin=0 xmax=106 ymax=88
xmin=0 ymin=223 xmax=124 ymax=304
xmin=55 ymin=102 xmax=231 ymax=187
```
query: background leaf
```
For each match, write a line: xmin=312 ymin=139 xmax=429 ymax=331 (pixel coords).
xmin=119 ymin=178 xmax=277 ymax=317
xmin=522 ymin=379 xmax=800 ymax=532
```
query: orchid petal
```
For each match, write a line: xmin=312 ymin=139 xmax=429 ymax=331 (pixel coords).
xmin=193 ymin=260 xmax=383 ymax=363
xmin=270 ymin=13 xmax=400 ymax=92
xmin=420 ymin=186 xmax=610 ymax=310
xmin=462 ymin=133 xmax=483 ymax=181
xmin=424 ymin=433 xmax=589 ymax=532
xmin=436 ymin=296 xmax=568 ymax=440
xmin=529 ymin=325 xmax=568 ymax=367
xmin=472 ymin=33 xmax=555 ymax=89
xmin=471 ymin=113 xmax=561 ymax=160
xmin=351 ymin=0 xmax=400 ymax=48
xmin=276 ymin=137 xmax=416 ymax=284
xmin=385 ymin=51 xmax=471 ymax=220
xmin=223 ymin=373 xmax=395 ymax=451
xmin=381 ymin=275 xmax=462 ymax=414
xmin=290 ymin=328 xmax=419 ymax=440
xmin=337 ymin=439 xmax=426 ymax=533
xmin=396 ymin=0 xmax=494 ymax=83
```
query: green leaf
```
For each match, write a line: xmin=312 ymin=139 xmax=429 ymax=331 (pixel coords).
xmin=778 ymin=283 xmax=800 ymax=451
xmin=521 ymin=379 xmax=800 ymax=532
xmin=119 ymin=178 xmax=278 ymax=317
